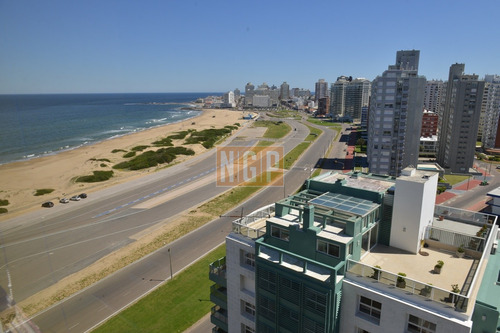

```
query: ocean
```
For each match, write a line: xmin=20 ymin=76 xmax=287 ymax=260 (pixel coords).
xmin=0 ymin=93 xmax=218 ymax=165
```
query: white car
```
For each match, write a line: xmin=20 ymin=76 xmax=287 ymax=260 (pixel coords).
xmin=59 ymin=198 xmax=69 ymax=204
xmin=70 ymin=196 xmax=81 ymax=201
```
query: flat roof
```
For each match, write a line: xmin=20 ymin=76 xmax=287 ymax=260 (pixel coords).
xmin=317 ymin=172 xmax=394 ymax=193
xmin=487 ymin=186 xmax=500 ymax=198
xmin=475 ymin=241 xmax=500 ymax=308
xmin=360 ymin=244 xmax=474 ymax=293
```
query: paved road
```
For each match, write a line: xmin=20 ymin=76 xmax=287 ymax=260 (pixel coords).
xmin=28 ymin=120 xmax=336 ymax=332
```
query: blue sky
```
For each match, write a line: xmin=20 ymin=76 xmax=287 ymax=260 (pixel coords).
xmin=1 ymin=0 xmax=498 ymax=94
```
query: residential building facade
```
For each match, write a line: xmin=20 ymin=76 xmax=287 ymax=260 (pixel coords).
xmin=209 ymin=169 xmax=499 ymax=333
xmin=330 ymin=76 xmax=371 ymax=121
xmin=436 ymin=64 xmax=485 ymax=173
xmin=424 ymin=80 xmax=444 ymax=114
xmin=481 ymin=75 xmax=500 ymax=149
xmin=367 ymin=50 xmax=426 ymax=176
xmin=315 ymin=79 xmax=329 ymax=103
xmin=280 ymin=81 xmax=290 ymax=101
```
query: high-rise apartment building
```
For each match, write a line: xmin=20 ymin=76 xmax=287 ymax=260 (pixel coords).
xmin=209 ymin=169 xmax=499 ymax=333
xmin=421 ymin=110 xmax=438 ymax=137
xmin=424 ymin=80 xmax=444 ymax=114
xmin=315 ymin=79 xmax=329 ymax=103
xmin=331 ymin=76 xmax=371 ymax=121
xmin=367 ymin=50 xmax=426 ymax=176
xmin=481 ymin=75 xmax=500 ymax=150
xmin=245 ymin=82 xmax=255 ymax=106
xmin=436 ymin=64 xmax=485 ymax=173
xmin=280 ymin=82 xmax=290 ymax=100
xmin=330 ymin=76 xmax=349 ymax=117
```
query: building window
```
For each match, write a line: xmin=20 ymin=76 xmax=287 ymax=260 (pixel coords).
xmin=317 ymin=240 xmax=340 ymax=258
xmin=358 ymin=295 xmax=382 ymax=324
xmin=357 ymin=329 xmax=371 ymax=333
xmin=241 ymin=324 xmax=255 ymax=333
xmin=258 ymin=295 xmax=276 ymax=321
xmin=304 ymin=287 xmax=327 ymax=315
xmin=271 ymin=225 xmax=289 ymax=241
xmin=240 ymin=249 xmax=255 ymax=268
xmin=241 ymin=300 xmax=255 ymax=319
xmin=258 ymin=267 xmax=276 ymax=292
xmin=407 ymin=314 xmax=436 ymax=333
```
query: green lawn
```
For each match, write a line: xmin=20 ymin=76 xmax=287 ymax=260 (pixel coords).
xmin=252 ymin=120 xmax=291 ymax=139
xmin=284 ymin=142 xmax=311 ymax=169
xmin=92 ymin=245 xmax=226 ymax=333
xmin=307 ymin=118 xmax=342 ymax=129
xmin=304 ymin=125 xmax=322 ymax=141
xmin=442 ymin=174 xmax=469 ymax=185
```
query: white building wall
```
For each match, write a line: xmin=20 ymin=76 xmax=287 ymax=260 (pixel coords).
xmin=226 ymin=233 xmax=256 ymax=333
xmin=340 ymin=280 xmax=472 ymax=333
xmin=390 ymin=169 xmax=438 ymax=253
xmin=252 ymin=95 xmax=270 ymax=108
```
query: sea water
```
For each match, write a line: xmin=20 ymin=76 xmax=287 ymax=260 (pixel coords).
xmin=0 ymin=93 xmax=217 ymax=164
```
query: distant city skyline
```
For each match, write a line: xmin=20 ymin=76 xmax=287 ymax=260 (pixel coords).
xmin=1 ymin=1 xmax=499 ymax=94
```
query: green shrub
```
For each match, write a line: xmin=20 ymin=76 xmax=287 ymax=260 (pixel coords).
xmin=34 ymin=189 xmax=54 ymax=196
xmin=89 ymin=158 xmax=111 ymax=162
xmin=111 ymin=149 xmax=127 ymax=153
xmin=131 ymin=145 xmax=150 ymax=152
xmin=184 ymin=128 xmax=233 ymax=148
xmin=0 ymin=208 xmax=7 ymax=214
xmin=0 ymin=199 xmax=9 ymax=206
xmin=100 ymin=163 xmax=107 ymax=168
xmin=152 ymin=137 xmax=173 ymax=147
xmin=123 ymin=151 xmax=136 ymax=158
xmin=234 ymin=122 xmax=241 ymax=127
xmin=113 ymin=147 xmax=195 ymax=170
xmin=76 ymin=171 xmax=114 ymax=183
xmin=167 ymin=130 xmax=192 ymax=140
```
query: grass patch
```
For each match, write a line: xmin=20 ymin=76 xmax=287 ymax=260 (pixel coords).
xmin=252 ymin=120 xmax=291 ymax=139
xmin=89 ymin=158 xmax=111 ymax=163
xmin=266 ymin=110 xmax=301 ymax=119
xmin=0 ymin=208 xmax=7 ymax=214
xmin=92 ymin=245 xmax=226 ymax=333
xmin=311 ymin=169 xmax=321 ymax=178
xmin=111 ymin=149 xmax=127 ymax=153
xmin=284 ymin=142 xmax=311 ymax=169
xmin=307 ymin=118 xmax=343 ymax=129
xmin=34 ymin=189 xmax=54 ymax=196
xmin=442 ymin=174 xmax=469 ymax=185
xmin=167 ymin=130 xmax=193 ymax=140
xmin=123 ymin=151 xmax=136 ymax=158
xmin=131 ymin=145 xmax=150 ymax=152
xmin=0 ymin=199 xmax=9 ymax=206
xmin=75 ymin=171 xmax=114 ymax=183
xmin=100 ymin=163 xmax=107 ymax=168
xmin=304 ymin=125 xmax=322 ymax=141
xmin=113 ymin=147 xmax=195 ymax=170
xmin=257 ymin=140 xmax=274 ymax=147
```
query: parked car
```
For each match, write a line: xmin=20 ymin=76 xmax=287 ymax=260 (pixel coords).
xmin=78 ymin=193 xmax=87 ymax=199
xmin=42 ymin=201 xmax=54 ymax=208
xmin=70 ymin=195 xmax=81 ymax=201
xmin=59 ymin=198 xmax=69 ymax=204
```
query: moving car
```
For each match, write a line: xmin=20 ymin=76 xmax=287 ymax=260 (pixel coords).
xmin=42 ymin=201 xmax=54 ymax=208
xmin=59 ymin=198 xmax=69 ymax=204
xmin=78 ymin=193 xmax=87 ymax=199
xmin=70 ymin=195 xmax=81 ymax=201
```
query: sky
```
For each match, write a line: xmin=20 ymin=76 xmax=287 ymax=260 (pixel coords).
xmin=1 ymin=0 xmax=499 ymax=94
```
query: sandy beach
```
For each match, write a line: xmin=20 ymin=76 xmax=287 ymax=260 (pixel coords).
xmin=0 ymin=108 xmax=249 ymax=221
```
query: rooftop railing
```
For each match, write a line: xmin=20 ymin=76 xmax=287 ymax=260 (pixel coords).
xmin=346 ymin=259 xmax=469 ymax=312
xmin=232 ymin=203 xmax=274 ymax=238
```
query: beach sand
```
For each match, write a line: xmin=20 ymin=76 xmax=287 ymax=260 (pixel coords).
xmin=0 ymin=108 xmax=249 ymax=221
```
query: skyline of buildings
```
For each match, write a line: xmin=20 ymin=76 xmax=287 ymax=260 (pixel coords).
xmin=224 ymin=49 xmax=500 ymax=177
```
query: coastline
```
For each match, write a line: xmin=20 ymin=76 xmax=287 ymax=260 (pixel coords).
xmin=0 ymin=108 xmax=248 ymax=220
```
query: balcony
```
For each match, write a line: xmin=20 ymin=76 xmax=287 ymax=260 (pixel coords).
xmin=211 ymin=326 xmax=227 ymax=333
xmin=210 ymin=283 xmax=227 ymax=309
xmin=210 ymin=305 xmax=228 ymax=332
xmin=209 ymin=257 xmax=227 ymax=287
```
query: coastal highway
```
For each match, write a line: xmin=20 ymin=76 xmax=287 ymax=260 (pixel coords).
xmin=30 ymin=120 xmax=337 ymax=332
xmin=0 ymin=118 xmax=324 ymax=317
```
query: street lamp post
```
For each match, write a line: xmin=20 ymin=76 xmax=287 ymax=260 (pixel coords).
xmin=168 ymin=248 xmax=173 ymax=281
